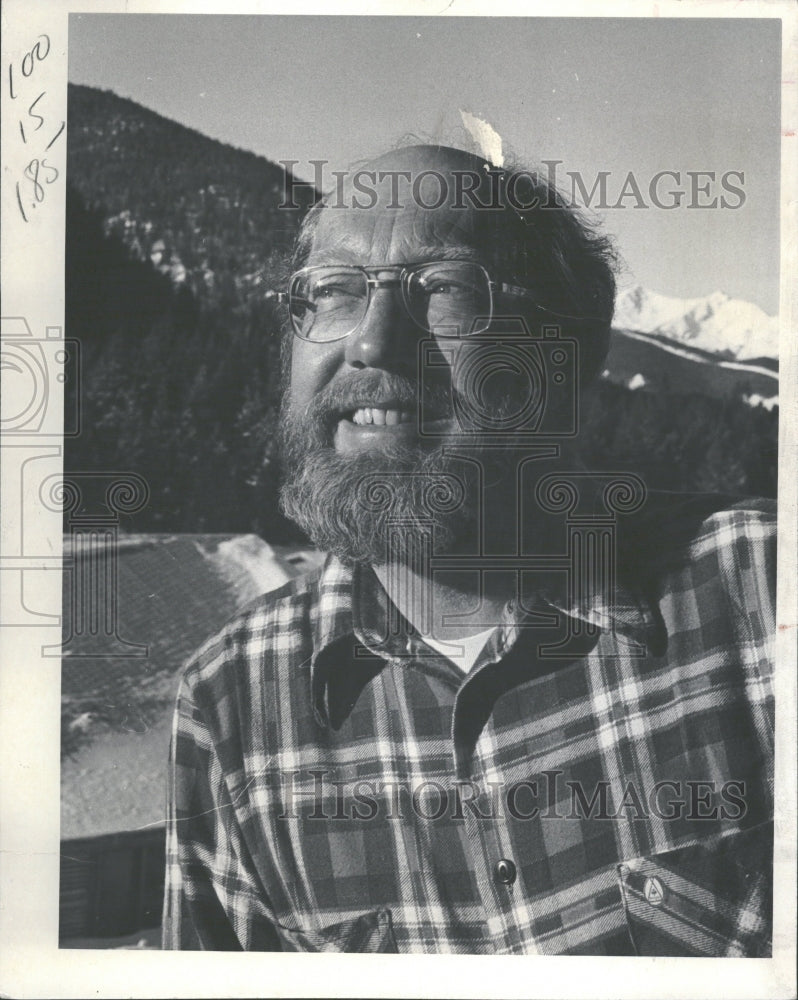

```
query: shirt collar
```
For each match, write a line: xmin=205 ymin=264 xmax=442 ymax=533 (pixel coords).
xmin=308 ymin=490 xmax=749 ymax=726
xmin=537 ymin=576 xmax=659 ymax=650
xmin=309 ymin=550 xmax=660 ymax=728
xmin=311 ymin=556 xmax=414 ymax=727
xmin=310 ymin=554 xmax=356 ymax=659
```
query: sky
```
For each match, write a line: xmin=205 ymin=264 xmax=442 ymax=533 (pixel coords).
xmin=68 ymin=14 xmax=782 ymax=314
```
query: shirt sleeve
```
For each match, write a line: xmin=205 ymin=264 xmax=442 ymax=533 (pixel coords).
xmin=718 ymin=503 xmax=777 ymax=683
xmin=162 ymin=670 xmax=282 ymax=951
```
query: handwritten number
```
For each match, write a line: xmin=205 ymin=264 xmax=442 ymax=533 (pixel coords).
xmin=33 ymin=35 xmax=51 ymax=61
xmin=42 ymin=159 xmax=59 ymax=184
xmin=9 ymin=34 xmax=50 ymax=94
xmin=11 ymin=35 xmax=55 ymax=219
xmin=28 ymin=91 xmax=45 ymax=131
xmin=16 ymin=182 xmax=29 ymax=222
xmin=24 ymin=160 xmax=45 ymax=202
xmin=45 ymin=120 xmax=65 ymax=151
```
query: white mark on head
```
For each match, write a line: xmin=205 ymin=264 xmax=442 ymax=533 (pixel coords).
xmin=459 ymin=110 xmax=504 ymax=168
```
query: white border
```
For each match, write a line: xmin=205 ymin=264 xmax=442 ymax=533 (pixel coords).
xmin=1 ymin=2 xmax=795 ymax=998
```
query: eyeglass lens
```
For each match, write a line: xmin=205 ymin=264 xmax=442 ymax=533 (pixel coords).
xmin=289 ymin=262 xmax=492 ymax=341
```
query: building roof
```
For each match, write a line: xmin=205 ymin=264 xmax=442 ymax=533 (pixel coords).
xmin=61 ymin=533 xmax=321 ymax=839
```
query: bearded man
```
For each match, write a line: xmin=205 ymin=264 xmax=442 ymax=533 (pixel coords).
xmin=163 ymin=145 xmax=775 ymax=956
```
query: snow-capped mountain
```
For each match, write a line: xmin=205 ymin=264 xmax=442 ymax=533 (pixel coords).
xmin=613 ymin=286 xmax=779 ymax=362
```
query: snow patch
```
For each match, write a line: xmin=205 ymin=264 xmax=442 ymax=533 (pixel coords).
xmin=199 ymin=534 xmax=292 ymax=600
xmin=743 ymin=393 xmax=779 ymax=411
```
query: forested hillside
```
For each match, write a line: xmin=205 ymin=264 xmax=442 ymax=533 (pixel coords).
xmin=67 ymin=84 xmax=312 ymax=309
xmin=64 ymin=85 xmax=777 ymax=542
xmin=65 ymin=84 xmax=313 ymax=539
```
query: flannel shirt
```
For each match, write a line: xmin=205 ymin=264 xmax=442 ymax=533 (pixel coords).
xmin=163 ymin=493 xmax=776 ymax=955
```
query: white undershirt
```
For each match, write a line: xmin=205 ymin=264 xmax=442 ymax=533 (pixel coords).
xmin=423 ymin=627 xmax=498 ymax=673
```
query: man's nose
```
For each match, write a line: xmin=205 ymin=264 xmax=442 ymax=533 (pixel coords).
xmin=343 ymin=285 xmax=415 ymax=370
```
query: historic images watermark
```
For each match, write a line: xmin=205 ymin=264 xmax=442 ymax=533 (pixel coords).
xmin=277 ymin=769 xmax=749 ymax=823
xmin=279 ymin=160 xmax=747 ymax=212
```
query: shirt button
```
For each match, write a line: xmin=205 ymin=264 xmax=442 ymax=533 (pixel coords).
xmin=494 ymin=858 xmax=517 ymax=886
xmin=644 ymin=876 xmax=665 ymax=906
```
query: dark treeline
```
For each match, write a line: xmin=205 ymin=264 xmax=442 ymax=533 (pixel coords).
xmin=579 ymin=379 xmax=777 ymax=498
xmin=65 ymin=185 xmax=299 ymax=540
xmin=67 ymin=84 xmax=309 ymax=314
xmin=65 ymin=83 xmax=316 ymax=538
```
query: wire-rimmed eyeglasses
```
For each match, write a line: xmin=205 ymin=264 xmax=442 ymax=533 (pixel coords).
xmin=273 ymin=261 xmax=542 ymax=343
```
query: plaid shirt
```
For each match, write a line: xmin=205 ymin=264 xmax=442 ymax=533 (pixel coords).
xmin=163 ymin=493 xmax=775 ymax=955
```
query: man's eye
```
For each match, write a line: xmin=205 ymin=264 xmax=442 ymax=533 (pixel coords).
xmin=426 ymin=281 xmax=474 ymax=297
xmin=312 ymin=283 xmax=362 ymax=304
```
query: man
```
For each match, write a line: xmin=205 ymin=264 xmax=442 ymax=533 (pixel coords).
xmin=164 ymin=145 xmax=775 ymax=955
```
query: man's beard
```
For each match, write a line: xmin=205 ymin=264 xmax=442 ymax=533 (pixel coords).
xmin=278 ymin=370 xmax=485 ymax=566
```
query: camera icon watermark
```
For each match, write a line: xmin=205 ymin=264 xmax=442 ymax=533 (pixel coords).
xmin=0 ymin=317 xmax=80 ymax=436
xmin=1 ymin=317 xmax=146 ymax=655
xmin=416 ymin=315 xmax=579 ymax=444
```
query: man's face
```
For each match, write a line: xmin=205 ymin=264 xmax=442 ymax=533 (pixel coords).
xmin=278 ymin=147 xmax=528 ymax=564
xmin=287 ymin=160 xmax=484 ymax=457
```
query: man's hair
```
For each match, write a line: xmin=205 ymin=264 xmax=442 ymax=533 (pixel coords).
xmin=285 ymin=147 xmax=618 ymax=385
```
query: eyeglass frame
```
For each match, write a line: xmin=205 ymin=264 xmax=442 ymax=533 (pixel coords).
xmin=272 ymin=261 xmax=547 ymax=342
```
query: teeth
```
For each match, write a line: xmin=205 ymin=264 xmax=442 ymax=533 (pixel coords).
xmin=350 ymin=407 xmax=412 ymax=426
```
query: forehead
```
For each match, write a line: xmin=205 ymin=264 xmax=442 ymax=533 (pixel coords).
xmin=306 ymin=181 xmax=484 ymax=267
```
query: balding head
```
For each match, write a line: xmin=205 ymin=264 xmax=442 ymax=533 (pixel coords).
xmin=291 ymin=143 xmax=617 ymax=384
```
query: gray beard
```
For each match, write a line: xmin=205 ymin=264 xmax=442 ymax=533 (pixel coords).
xmin=277 ymin=368 xmax=543 ymax=566
xmin=279 ymin=432 xmax=481 ymax=566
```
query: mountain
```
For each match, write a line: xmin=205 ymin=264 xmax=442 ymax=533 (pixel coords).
xmin=65 ymin=84 xmax=319 ymax=541
xmin=602 ymin=327 xmax=779 ymax=407
xmin=607 ymin=285 xmax=779 ymax=407
xmin=614 ymin=285 xmax=779 ymax=363
xmin=67 ymin=83 xmax=315 ymax=312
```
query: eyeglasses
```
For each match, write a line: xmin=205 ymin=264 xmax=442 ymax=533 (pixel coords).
xmin=274 ymin=261 xmax=542 ymax=343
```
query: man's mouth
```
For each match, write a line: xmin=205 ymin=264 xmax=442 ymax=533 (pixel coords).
xmin=348 ymin=406 xmax=415 ymax=426
xmin=332 ymin=399 xmax=451 ymax=452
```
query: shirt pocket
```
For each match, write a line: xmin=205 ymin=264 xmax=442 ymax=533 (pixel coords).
xmin=273 ymin=909 xmax=398 ymax=953
xmin=616 ymin=823 xmax=772 ymax=957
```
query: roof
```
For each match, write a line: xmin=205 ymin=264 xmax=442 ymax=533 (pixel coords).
xmin=61 ymin=533 xmax=322 ymax=838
